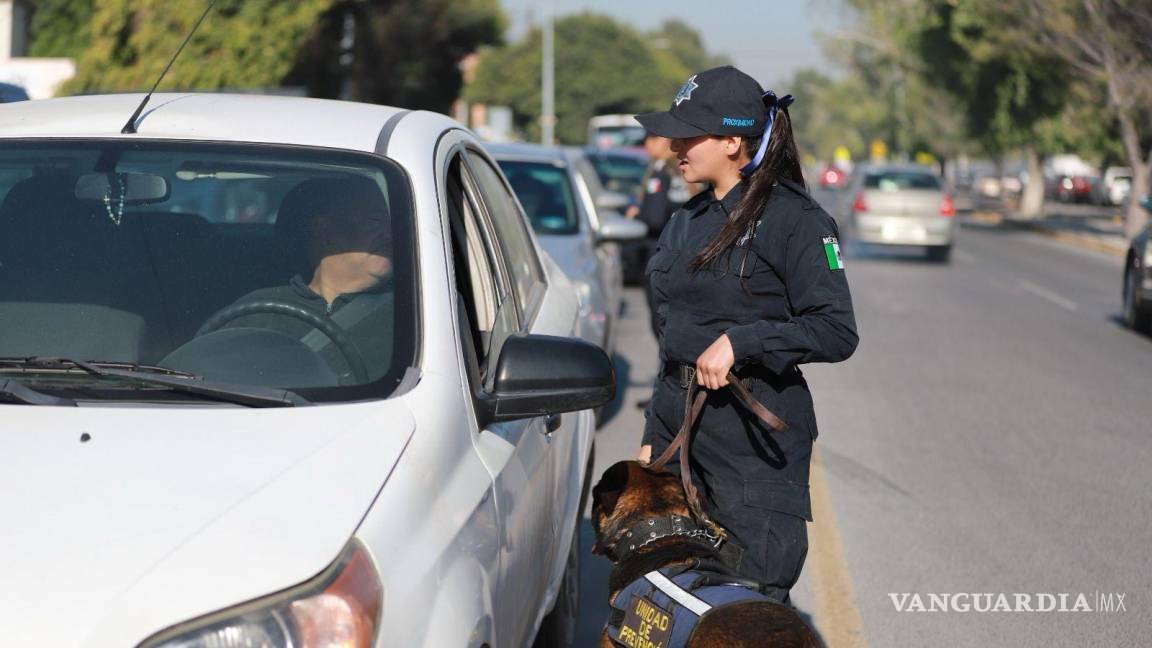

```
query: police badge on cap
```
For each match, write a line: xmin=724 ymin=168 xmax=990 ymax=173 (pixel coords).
xmin=636 ymin=66 xmax=769 ymax=138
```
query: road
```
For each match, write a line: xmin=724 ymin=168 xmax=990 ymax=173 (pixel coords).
xmin=574 ymin=195 xmax=1151 ymax=647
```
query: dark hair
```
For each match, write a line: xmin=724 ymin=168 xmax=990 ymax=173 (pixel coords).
xmin=689 ymin=108 xmax=805 ymax=271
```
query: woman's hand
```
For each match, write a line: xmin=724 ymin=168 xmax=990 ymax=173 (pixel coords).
xmin=696 ymin=333 xmax=734 ymax=389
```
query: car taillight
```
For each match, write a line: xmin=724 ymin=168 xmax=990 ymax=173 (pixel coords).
xmin=940 ymin=194 xmax=955 ymax=217
xmin=852 ymin=192 xmax=867 ymax=213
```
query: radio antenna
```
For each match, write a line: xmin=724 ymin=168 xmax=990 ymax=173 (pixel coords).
xmin=121 ymin=0 xmax=217 ymax=134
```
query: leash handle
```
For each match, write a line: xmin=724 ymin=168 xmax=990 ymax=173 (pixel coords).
xmin=646 ymin=370 xmax=789 ymax=531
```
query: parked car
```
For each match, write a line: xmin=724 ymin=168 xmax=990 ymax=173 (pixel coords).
xmin=1123 ymin=196 xmax=1152 ymax=334
xmin=0 ymin=93 xmax=614 ymax=648
xmin=0 ymin=81 xmax=29 ymax=103
xmin=1103 ymin=166 xmax=1133 ymax=206
xmin=584 ymin=145 xmax=649 ymax=203
xmin=586 ymin=113 xmax=647 ymax=149
xmin=847 ymin=164 xmax=957 ymax=262
xmin=488 ymin=143 xmax=646 ymax=355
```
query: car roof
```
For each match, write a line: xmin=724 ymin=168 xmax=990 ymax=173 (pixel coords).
xmin=0 ymin=93 xmax=422 ymax=152
xmin=485 ymin=142 xmax=569 ymax=165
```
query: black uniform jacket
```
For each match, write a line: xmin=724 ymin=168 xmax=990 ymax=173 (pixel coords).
xmin=642 ymin=179 xmax=857 ymax=518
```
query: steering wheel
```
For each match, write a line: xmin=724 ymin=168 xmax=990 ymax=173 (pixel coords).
xmin=197 ymin=300 xmax=370 ymax=384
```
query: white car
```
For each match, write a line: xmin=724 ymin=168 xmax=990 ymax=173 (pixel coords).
xmin=0 ymin=94 xmax=613 ymax=648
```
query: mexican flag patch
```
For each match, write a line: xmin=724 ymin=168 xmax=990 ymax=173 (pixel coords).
xmin=823 ymin=236 xmax=844 ymax=270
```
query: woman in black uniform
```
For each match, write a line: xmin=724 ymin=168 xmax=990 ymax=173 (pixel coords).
xmin=635 ymin=66 xmax=858 ymax=604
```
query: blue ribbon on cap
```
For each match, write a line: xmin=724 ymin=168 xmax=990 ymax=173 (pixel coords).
xmin=740 ymin=91 xmax=794 ymax=177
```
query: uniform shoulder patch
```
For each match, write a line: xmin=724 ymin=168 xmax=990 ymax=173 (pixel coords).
xmin=822 ymin=236 xmax=844 ymax=270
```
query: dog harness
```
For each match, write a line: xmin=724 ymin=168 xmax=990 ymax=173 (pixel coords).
xmin=606 ymin=564 xmax=770 ymax=647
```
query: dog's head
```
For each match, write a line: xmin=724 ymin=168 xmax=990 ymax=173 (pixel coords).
xmin=590 ymin=460 xmax=694 ymax=560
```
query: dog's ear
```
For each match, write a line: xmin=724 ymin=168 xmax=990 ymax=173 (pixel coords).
xmin=592 ymin=460 xmax=634 ymax=517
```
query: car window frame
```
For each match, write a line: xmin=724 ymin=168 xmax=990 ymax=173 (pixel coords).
xmin=461 ymin=147 xmax=547 ymax=330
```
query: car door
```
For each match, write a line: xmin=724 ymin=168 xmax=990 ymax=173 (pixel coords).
xmin=447 ymin=148 xmax=560 ymax=647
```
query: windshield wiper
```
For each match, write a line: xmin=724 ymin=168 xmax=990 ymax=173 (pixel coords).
xmin=0 ymin=357 xmax=310 ymax=408
xmin=0 ymin=378 xmax=76 ymax=406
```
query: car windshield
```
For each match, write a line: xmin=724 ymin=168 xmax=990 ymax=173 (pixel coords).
xmin=586 ymin=152 xmax=647 ymax=197
xmin=864 ymin=170 xmax=942 ymax=191
xmin=0 ymin=140 xmax=416 ymax=402
xmin=497 ymin=160 xmax=580 ymax=235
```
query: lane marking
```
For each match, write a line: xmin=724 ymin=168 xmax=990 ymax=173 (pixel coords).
xmin=1018 ymin=280 xmax=1078 ymax=311
xmin=809 ymin=446 xmax=868 ymax=647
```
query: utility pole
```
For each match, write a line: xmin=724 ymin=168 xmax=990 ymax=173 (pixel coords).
xmin=540 ymin=0 xmax=555 ymax=146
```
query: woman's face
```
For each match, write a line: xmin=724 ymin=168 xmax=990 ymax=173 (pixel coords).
xmin=670 ymin=135 xmax=742 ymax=185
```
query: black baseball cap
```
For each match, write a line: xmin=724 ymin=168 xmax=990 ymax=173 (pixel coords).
xmin=636 ymin=66 xmax=768 ymax=139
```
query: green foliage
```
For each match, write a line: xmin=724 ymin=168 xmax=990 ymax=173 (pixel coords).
xmin=465 ymin=13 xmax=719 ymax=144
xmin=26 ymin=0 xmax=94 ymax=59
xmin=64 ymin=0 xmax=336 ymax=94
xmin=289 ymin=0 xmax=505 ymax=113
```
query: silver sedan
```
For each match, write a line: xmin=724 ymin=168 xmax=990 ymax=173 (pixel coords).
xmin=847 ymin=164 xmax=957 ymax=262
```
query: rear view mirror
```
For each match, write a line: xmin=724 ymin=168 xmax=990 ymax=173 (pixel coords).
xmin=75 ymin=172 xmax=170 ymax=205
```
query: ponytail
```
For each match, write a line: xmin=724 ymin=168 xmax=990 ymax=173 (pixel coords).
xmin=690 ymin=95 xmax=804 ymax=271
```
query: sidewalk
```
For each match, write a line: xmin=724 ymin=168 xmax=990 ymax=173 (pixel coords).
xmin=962 ymin=201 xmax=1129 ymax=257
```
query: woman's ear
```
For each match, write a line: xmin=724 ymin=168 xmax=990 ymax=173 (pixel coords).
xmin=723 ymin=136 xmax=745 ymax=158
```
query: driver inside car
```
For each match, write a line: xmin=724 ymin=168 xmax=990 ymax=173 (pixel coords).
xmin=218 ymin=177 xmax=394 ymax=384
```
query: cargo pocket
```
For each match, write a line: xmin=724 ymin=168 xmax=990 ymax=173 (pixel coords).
xmin=743 ymin=480 xmax=812 ymax=521
xmin=743 ymin=480 xmax=811 ymax=591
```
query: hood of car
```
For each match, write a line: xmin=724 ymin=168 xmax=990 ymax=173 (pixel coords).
xmin=0 ymin=400 xmax=415 ymax=647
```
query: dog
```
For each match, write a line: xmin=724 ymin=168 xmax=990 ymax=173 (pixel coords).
xmin=591 ymin=460 xmax=820 ymax=648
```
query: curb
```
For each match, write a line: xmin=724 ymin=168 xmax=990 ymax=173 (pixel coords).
xmin=965 ymin=212 xmax=1128 ymax=258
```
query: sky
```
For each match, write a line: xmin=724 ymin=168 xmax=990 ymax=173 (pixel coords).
xmin=497 ymin=0 xmax=852 ymax=91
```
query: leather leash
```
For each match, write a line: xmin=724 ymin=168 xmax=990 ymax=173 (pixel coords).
xmin=647 ymin=370 xmax=788 ymax=533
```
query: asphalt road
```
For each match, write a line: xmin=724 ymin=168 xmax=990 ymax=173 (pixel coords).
xmin=575 ymin=193 xmax=1150 ymax=647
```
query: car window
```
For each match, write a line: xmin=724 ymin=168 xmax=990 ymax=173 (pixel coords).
xmin=448 ymin=155 xmax=520 ymax=390
xmin=0 ymin=140 xmax=417 ymax=402
xmin=496 ymin=160 xmax=580 ymax=235
xmin=864 ymin=171 xmax=942 ymax=191
xmin=464 ymin=152 xmax=545 ymax=322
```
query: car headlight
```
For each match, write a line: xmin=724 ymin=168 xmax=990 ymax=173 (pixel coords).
xmin=141 ymin=539 xmax=382 ymax=648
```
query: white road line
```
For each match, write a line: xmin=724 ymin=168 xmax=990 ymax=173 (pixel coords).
xmin=1018 ymin=280 xmax=1078 ymax=311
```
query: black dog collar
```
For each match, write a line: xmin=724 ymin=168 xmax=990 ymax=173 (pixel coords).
xmin=610 ymin=513 xmax=723 ymax=563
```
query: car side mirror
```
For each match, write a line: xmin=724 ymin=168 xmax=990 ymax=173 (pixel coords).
xmin=480 ymin=333 xmax=615 ymax=425
xmin=596 ymin=211 xmax=648 ymax=243
xmin=596 ymin=190 xmax=632 ymax=212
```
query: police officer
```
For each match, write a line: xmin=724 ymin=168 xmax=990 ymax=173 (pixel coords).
xmin=635 ymin=66 xmax=858 ymax=603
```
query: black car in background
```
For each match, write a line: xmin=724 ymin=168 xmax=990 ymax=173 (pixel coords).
xmin=1123 ymin=197 xmax=1152 ymax=335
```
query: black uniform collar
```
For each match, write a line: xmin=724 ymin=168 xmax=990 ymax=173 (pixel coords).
xmin=692 ymin=181 xmax=744 ymax=218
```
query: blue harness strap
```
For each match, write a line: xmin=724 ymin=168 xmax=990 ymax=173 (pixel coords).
xmin=606 ymin=566 xmax=769 ymax=647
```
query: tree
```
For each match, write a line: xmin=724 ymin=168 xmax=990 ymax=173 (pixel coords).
xmin=1017 ymin=0 xmax=1152 ymax=236
xmin=288 ymin=0 xmax=505 ymax=113
xmin=26 ymin=0 xmax=94 ymax=59
xmin=465 ymin=13 xmax=686 ymax=144
xmin=52 ymin=0 xmax=503 ymax=114
xmin=63 ymin=0 xmax=336 ymax=94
